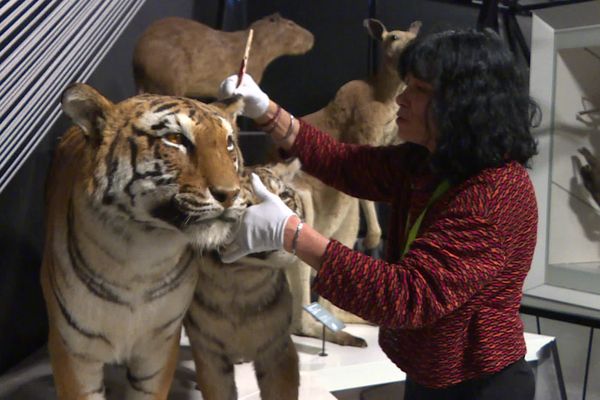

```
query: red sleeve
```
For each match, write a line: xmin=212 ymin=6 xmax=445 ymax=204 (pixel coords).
xmin=312 ymin=187 xmax=507 ymax=329
xmin=290 ymin=119 xmax=414 ymax=202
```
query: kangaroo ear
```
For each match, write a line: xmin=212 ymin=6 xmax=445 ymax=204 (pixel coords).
xmin=61 ymin=83 xmax=113 ymax=139
xmin=211 ymin=95 xmax=244 ymax=122
xmin=409 ymin=21 xmax=422 ymax=35
xmin=364 ymin=18 xmax=387 ymax=42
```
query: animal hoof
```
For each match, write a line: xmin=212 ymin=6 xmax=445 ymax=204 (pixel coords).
xmin=331 ymin=331 xmax=369 ymax=348
xmin=346 ymin=336 xmax=368 ymax=348
xmin=362 ymin=234 xmax=381 ymax=250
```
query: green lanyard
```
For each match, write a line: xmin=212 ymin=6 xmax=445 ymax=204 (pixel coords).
xmin=402 ymin=180 xmax=451 ymax=257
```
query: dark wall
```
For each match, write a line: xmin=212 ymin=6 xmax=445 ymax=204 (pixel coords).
xmin=0 ymin=0 xmax=216 ymax=375
xmin=248 ymin=0 xmax=373 ymax=117
xmin=248 ymin=0 xmax=532 ymax=119
xmin=246 ymin=0 xmax=488 ymax=118
xmin=0 ymin=0 xmax=523 ymax=374
xmin=377 ymin=0 xmax=479 ymax=32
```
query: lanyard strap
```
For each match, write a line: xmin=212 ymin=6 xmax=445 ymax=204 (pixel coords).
xmin=402 ymin=180 xmax=451 ymax=257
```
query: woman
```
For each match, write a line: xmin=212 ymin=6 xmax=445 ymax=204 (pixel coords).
xmin=220 ymin=28 xmax=539 ymax=399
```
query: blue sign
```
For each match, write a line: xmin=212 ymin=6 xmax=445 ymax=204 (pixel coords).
xmin=303 ymin=302 xmax=346 ymax=332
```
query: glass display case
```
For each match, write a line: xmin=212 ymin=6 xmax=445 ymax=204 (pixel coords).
xmin=526 ymin=1 xmax=600 ymax=309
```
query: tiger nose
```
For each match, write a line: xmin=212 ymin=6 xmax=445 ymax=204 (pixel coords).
xmin=209 ymin=186 xmax=240 ymax=207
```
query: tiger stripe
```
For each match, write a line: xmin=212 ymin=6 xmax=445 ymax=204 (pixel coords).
xmin=43 ymin=83 xmax=246 ymax=399
xmin=67 ymin=201 xmax=131 ymax=309
xmin=50 ymin=278 xmax=112 ymax=347
xmin=144 ymin=250 xmax=194 ymax=302
xmin=186 ymin=166 xmax=303 ymax=400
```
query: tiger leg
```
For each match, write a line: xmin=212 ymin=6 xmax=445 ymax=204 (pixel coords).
xmin=189 ymin=347 xmax=236 ymax=400
xmin=124 ymin=329 xmax=181 ymax=400
xmin=254 ymin=336 xmax=299 ymax=400
xmin=48 ymin=323 xmax=105 ymax=400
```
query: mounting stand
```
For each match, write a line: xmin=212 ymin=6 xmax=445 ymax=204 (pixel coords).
xmin=319 ymin=324 xmax=328 ymax=357
xmin=303 ymin=302 xmax=346 ymax=358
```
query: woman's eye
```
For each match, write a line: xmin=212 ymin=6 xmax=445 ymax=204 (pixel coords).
xmin=164 ymin=132 xmax=182 ymax=145
xmin=227 ymin=136 xmax=235 ymax=151
xmin=416 ymin=84 xmax=433 ymax=93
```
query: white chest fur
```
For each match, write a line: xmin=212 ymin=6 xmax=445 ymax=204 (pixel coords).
xmin=51 ymin=196 xmax=198 ymax=364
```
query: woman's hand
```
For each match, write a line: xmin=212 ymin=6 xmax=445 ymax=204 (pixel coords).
xmin=220 ymin=173 xmax=296 ymax=263
xmin=219 ymin=74 xmax=270 ymax=119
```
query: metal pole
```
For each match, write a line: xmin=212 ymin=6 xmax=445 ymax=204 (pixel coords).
xmin=319 ymin=324 xmax=328 ymax=357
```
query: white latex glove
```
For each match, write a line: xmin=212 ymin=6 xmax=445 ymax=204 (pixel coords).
xmin=220 ymin=173 xmax=296 ymax=263
xmin=219 ymin=74 xmax=270 ymax=119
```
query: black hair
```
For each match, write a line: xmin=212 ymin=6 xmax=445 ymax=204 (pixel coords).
xmin=398 ymin=28 xmax=539 ymax=183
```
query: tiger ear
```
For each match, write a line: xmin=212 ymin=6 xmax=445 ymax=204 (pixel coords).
xmin=211 ymin=95 xmax=244 ymax=123
xmin=61 ymin=83 xmax=113 ymax=139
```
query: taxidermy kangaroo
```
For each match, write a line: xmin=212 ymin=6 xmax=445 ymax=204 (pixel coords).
xmin=284 ymin=19 xmax=421 ymax=347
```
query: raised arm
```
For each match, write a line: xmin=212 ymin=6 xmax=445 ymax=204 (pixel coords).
xmin=220 ymin=74 xmax=417 ymax=201
xmin=290 ymin=118 xmax=419 ymax=202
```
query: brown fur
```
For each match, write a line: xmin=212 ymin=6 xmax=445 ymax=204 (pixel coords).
xmin=133 ymin=13 xmax=314 ymax=97
xmin=41 ymin=84 xmax=245 ymax=399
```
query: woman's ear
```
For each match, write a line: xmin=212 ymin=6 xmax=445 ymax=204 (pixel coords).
xmin=61 ymin=83 xmax=113 ymax=140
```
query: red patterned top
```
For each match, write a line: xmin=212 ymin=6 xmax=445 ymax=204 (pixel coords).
xmin=291 ymin=120 xmax=537 ymax=388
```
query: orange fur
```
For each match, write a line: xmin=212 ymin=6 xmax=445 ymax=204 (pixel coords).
xmin=41 ymin=84 xmax=246 ymax=399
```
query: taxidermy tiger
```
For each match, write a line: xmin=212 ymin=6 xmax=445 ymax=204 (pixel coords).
xmin=185 ymin=165 xmax=304 ymax=400
xmin=40 ymin=82 xmax=245 ymax=400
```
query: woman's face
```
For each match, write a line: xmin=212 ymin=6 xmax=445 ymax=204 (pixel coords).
xmin=395 ymin=74 xmax=436 ymax=152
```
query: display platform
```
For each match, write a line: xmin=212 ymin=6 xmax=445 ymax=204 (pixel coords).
xmin=0 ymin=325 xmax=556 ymax=399
xmin=292 ymin=324 xmax=556 ymax=394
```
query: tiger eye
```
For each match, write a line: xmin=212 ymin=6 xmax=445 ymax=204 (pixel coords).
xmin=164 ymin=132 xmax=182 ymax=145
xmin=227 ymin=136 xmax=235 ymax=151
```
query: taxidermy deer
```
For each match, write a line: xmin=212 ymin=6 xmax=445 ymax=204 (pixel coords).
xmin=133 ymin=13 xmax=314 ymax=98
xmin=284 ymin=19 xmax=421 ymax=347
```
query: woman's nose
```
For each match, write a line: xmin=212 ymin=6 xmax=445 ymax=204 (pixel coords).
xmin=396 ymin=91 xmax=407 ymax=107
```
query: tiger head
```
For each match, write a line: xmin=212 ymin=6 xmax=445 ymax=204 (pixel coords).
xmin=226 ymin=164 xmax=306 ymax=268
xmin=61 ymin=83 xmax=246 ymax=250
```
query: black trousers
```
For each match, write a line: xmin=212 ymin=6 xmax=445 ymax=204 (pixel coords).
xmin=404 ymin=357 xmax=535 ymax=400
